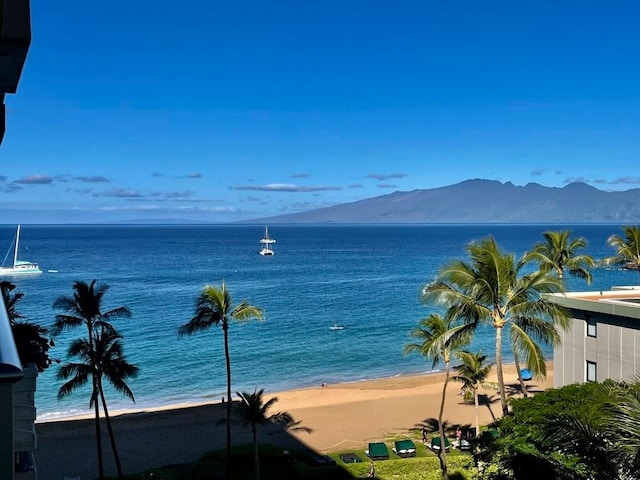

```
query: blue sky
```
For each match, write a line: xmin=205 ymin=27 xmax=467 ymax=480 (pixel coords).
xmin=2 ymin=1 xmax=639 ymax=223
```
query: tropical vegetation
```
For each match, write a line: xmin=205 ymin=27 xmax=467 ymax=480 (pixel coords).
xmin=477 ymin=379 xmax=640 ymax=480
xmin=404 ymin=313 xmax=472 ymax=479
xmin=451 ymin=350 xmax=493 ymax=440
xmin=526 ymin=229 xmax=595 ymax=283
xmin=2 ymin=280 xmax=54 ymax=372
xmin=422 ymin=236 xmax=570 ymax=416
xmin=178 ymin=281 xmax=264 ymax=476
xmin=603 ymin=225 xmax=640 ymax=275
xmin=233 ymin=388 xmax=311 ymax=480
xmin=58 ymin=328 xmax=138 ymax=479
xmin=11 ymin=224 xmax=640 ymax=479
xmin=53 ymin=279 xmax=135 ymax=480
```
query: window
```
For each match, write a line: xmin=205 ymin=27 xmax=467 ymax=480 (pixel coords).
xmin=587 ymin=317 xmax=597 ymax=337
xmin=586 ymin=361 xmax=597 ymax=382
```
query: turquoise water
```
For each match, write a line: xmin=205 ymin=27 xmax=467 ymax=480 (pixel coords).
xmin=2 ymin=224 xmax=636 ymax=420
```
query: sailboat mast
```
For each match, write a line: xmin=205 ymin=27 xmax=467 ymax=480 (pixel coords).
xmin=13 ymin=225 xmax=20 ymax=268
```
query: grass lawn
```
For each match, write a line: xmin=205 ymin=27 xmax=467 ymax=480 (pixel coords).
xmin=112 ymin=438 xmax=476 ymax=479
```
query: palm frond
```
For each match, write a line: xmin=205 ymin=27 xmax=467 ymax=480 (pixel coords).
xmin=57 ymin=364 xmax=91 ymax=398
xmin=404 ymin=314 xmax=473 ymax=368
xmin=231 ymin=300 xmax=264 ymax=323
xmin=510 ymin=322 xmax=547 ymax=377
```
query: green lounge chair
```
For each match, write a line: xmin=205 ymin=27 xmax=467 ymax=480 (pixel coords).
xmin=393 ymin=439 xmax=416 ymax=457
xmin=366 ymin=442 xmax=389 ymax=460
xmin=429 ymin=436 xmax=451 ymax=452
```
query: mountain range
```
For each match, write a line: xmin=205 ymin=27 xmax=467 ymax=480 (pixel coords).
xmin=253 ymin=179 xmax=640 ymax=224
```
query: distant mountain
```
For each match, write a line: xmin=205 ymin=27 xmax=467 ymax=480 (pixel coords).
xmin=249 ymin=179 xmax=640 ymax=224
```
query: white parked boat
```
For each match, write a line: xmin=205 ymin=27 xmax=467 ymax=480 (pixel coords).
xmin=259 ymin=226 xmax=276 ymax=256
xmin=0 ymin=225 xmax=42 ymax=276
xmin=329 ymin=322 xmax=345 ymax=331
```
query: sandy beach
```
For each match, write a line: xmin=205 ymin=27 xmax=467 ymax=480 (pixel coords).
xmin=35 ymin=363 xmax=552 ymax=479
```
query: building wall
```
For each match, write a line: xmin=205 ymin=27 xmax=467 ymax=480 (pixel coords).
xmin=14 ymin=364 xmax=37 ymax=452
xmin=554 ymin=309 xmax=640 ymax=387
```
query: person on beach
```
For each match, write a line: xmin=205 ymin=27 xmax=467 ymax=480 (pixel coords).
xmin=367 ymin=460 xmax=375 ymax=478
xmin=455 ymin=426 xmax=462 ymax=447
xmin=422 ymin=427 xmax=427 ymax=444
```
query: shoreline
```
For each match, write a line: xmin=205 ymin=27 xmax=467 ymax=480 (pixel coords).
xmin=34 ymin=362 xmax=552 ymax=479
xmin=34 ymin=365 xmax=470 ymax=424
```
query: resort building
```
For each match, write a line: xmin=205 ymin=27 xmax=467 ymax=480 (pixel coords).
xmin=549 ymin=286 xmax=640 ymax=388
xmin=0 ymin=0 xmax=31 ymax=144
xmin=1 ymin=1 xmax=34 ymax=478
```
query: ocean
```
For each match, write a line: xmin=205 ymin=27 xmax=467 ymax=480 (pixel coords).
xmin=2 ymin=224 xmax=637 ymax=421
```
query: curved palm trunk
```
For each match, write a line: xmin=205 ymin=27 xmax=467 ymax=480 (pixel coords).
xmin=437 ymin=362 xmax=450 ymax=480
xmin=89 ymin=323 xmax=104 ymax=480
xmin=473 ymin=385 xmax=480 ymax=438
xmin=99 ymin=386 xmax=124 ymax=479
xmin=495 ymin=325 xmax=508 ymax=416
xmin=93 ymin=380 xmax=104 ymax=480
xmin=223 ymin=322 xmax=232 ymax=478
xmin=252 ymin=425 xmax=260 ymax=480
xmin=513 ymin=349 xmax=528 ymax=398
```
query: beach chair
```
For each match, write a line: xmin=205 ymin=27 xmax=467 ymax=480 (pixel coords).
xmin=339 ymin=452 xmax=362 ymax=463
xmin=429 ymin=436 xmax=451 ymax=452
xmin=365 ymin=442 xmax=389 ymax=460
xmin=392 ymin=439 xmax=416 ymax=457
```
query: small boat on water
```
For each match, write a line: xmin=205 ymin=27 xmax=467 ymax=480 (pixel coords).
xmin=259 ymin=226 xmax=276 ymax=256
xmin=0 ymin=225 xmax=42 ymax=276
xmin=329 ymin=322 xmax=345 ymax=331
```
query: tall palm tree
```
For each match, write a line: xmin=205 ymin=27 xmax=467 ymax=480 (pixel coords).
xmin=57 ymin=329 xmax=138 ymax=480
xmin=452 ymin=350 xmax=493 ymax=439
xmin=404 ymin=313 xmax=472 ymax=480
xmin=53 ymin=279 xmax=131 ymax=480
xmin=423 ymin=236 xmax=569 ymax=416
xmin=526 ymin=230 xmax=595 ymax=283
xmin=233 ymin=388 xmax=310 ymax=480
xmin=178 ymin=282 xmax=264 ymax=474
xmin=603 ymin=225 xmax=640 ymax=276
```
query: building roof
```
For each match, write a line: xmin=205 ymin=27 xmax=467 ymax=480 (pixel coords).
xmin=547 ymin=286 xmax=640 ymax=320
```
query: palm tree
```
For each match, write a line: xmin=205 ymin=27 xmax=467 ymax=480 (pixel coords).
xmin=52 ymin=280 xmax=131 ymax=339
xmin=57 ymin=328 xmax=138 ymax=480
xmin=526 ymin=230 xmax=595 ymax=283
xmin=603 ymin=225 xmax=640 ymax=276
xmin=53 ymin=279 xmax=131 ymax=480
xmin=452 ymin=350 xmax=493 ymax=439
xmin=404 ymin=313 xmax=472 ymax=480
xmin=178 ymin=282 xmax=264 ymax=474
xmin=233 ymin=388 xmax=310 ymax=480
xmin=423 ymin=236 xmax=569 ymax=416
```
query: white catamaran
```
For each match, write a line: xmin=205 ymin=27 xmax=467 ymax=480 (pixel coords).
xmin=259 ymin=226 xmax=276 ymax=256
xmin=0 ymin=225 xmax=43 ymax=276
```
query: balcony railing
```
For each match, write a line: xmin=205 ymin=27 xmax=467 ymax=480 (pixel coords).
xmin=0 ymin=291 xmax=25 ymax=480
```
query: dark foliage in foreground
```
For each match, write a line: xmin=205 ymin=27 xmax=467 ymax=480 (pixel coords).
xmin=478 ymin=380 xmax=640 ymax=480
xmin=2 ymin=280 xmax=55 ymax=372
xmin=108 ymin=444 xmax=355 ymax=480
